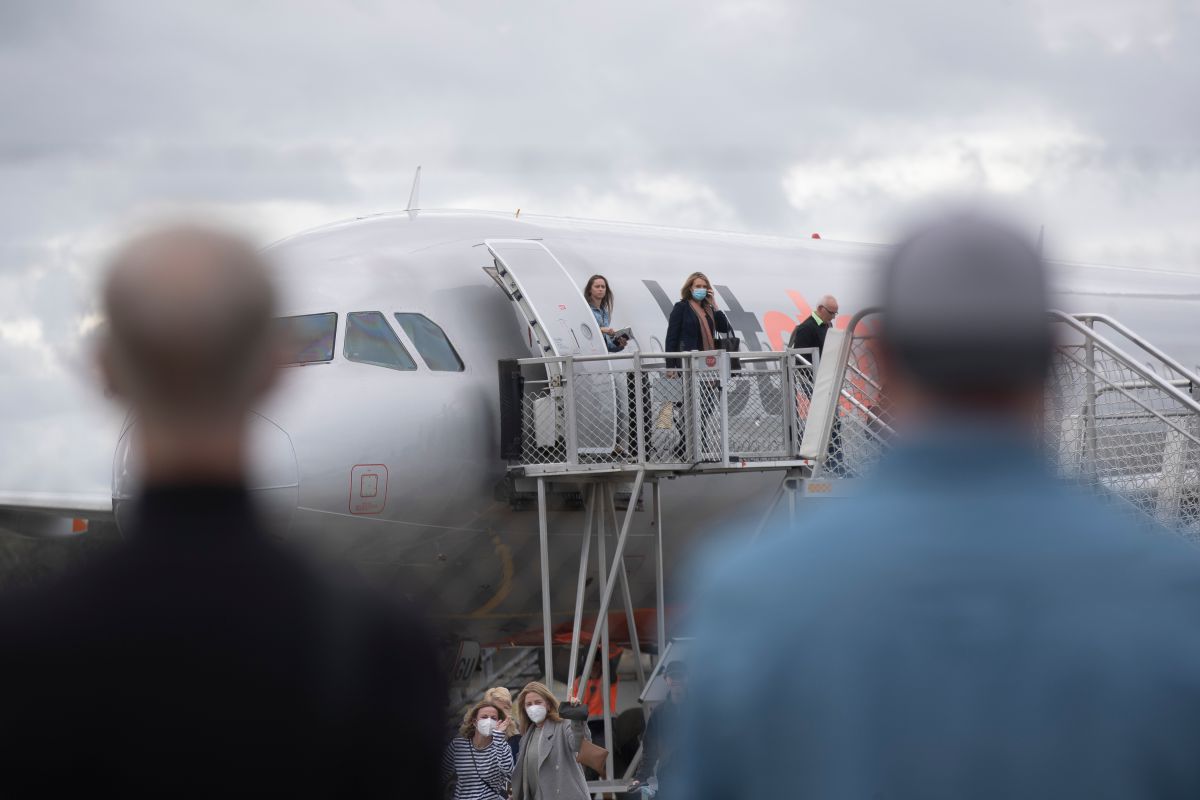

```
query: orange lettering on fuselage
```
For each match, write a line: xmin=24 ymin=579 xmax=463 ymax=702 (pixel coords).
xmin=763 ymin=311 xmax=797 ymax=350
xmin=762 ymin=289 xmax=812 ymax=349
xmin=761 ymin=292 xmax=878 ymax=417
xmin=787 ymin=290 xmax=811 ymax=320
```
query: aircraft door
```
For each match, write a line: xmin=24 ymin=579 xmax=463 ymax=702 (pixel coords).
xmin=486 ymin=239 xmax=618 ymax=455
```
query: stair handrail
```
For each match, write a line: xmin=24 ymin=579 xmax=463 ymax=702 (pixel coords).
xmin=836 ymin=307 xmax=895 ymax=440
xmin=1048 ymin=310 xmax=1200 ymax=418
xmin=1069 ymin=312 xmax=1200 ymax=388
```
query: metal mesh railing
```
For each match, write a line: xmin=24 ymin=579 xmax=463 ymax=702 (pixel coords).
xmin=507 ymin=349 xmax=819 ymax=472
xmin=1044 ymin=317 xmax=1200 ymax=535
xmin=508 ymin=311 xmax=1200 ymax=535
xmin=726 ymin=365 xmax=787 ymax=459
xmin=812 ymin=326 xmax=896 ymax=480
xmin=519 ymin=379 xmax=568 ymax=465
xmin=811 ymin=309 xmax=1200 ymax=536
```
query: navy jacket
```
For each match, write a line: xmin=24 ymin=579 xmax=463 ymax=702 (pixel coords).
xmin=634 ymin=696 xmax=687 ymax=785
xmin=787 ymin=313 xmax=829 ymax=355
xmin=664 ymin=300 xmax=731 ymax=367
xmin=682 ymin=427 xmax=1200 ymax=800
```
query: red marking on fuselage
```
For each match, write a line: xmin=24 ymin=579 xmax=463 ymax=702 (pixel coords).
xmin=786 ymin=290 xmax=811 ymax=319
xmin=763 ymin=311 xmax=797 ymax=350
xmin=762 ymin=290 xmax=811 ymax=348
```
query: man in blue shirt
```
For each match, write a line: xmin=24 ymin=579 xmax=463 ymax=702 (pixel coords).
xmin=681 ymin=216 xmax=1200 ymax=799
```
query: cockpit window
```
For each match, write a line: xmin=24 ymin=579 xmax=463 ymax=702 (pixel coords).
xmin=394 ymin=313 xmax=465 ymax=372
xmin=345 ymin=311 xmax=417 ymax=371
xmin=273 ymin=313 xmax=336 ymax=365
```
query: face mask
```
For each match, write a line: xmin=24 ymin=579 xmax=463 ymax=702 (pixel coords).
xmin=476 ymin=718 xmax=497 ymax=737
xmin=691 ymin=288 xmax=707 ymax=302
xmin=526 ymin=704 xmax=547 ymax=724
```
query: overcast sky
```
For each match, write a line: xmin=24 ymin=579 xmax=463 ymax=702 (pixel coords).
xmin=2 ymin=0 xmax=1197 ymax=490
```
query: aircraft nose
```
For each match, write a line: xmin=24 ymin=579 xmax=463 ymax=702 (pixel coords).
xmin=112 ymin=413 xmax=300 ymax=534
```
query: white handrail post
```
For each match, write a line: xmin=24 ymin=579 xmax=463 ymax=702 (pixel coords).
xmin=654 ymin=480 xmax=666 ymax=657
xmin=720 ymin=352 xmax=731 ymax=461
xmin=633 ymin=353 xmax=647 ymax=466
xmin=690 ymin=356 xmax=704 ymax=461
xmin=1084 ymin=320 xmax=1097 ymax=478
xmin=565 ymin=485 xmax=596 ymax=694
xmin=609 ymin=480 xmax=647 ymax=691
xmin=563 ymin=357 xmax=578 ymax=466
xmin=536 ymin=478 xmax=553 ymax=687
xmin=596 ymin=484 xmax=616 ymax=780
xmin=781 ymin=351 xmax=796 ymax=458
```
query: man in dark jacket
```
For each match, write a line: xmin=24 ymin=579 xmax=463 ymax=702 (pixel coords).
xmin=681 ymin=217 xmax=1200 ymax=800
xmin=787 ymin=294 xmax=839 ymax=355
xmin=788 ymin=294 xmax=845 ymax=474
xmin=0 ymin=226 xmax=445 ymax=798
xmin=630 ymin=660 xmax=689 ymax=798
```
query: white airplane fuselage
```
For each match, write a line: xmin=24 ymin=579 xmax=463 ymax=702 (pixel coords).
xmin=113 ymin=210 xmax=1200 ymax=645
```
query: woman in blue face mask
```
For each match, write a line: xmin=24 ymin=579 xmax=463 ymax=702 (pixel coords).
xmin=664 ymin=271 xmax=731 ymax=366
xmin=663 ymin=271 xmax=733 ymax=460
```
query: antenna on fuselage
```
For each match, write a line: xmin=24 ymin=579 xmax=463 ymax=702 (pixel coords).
xmin=406 ymin=165 xmax=422 ymax=218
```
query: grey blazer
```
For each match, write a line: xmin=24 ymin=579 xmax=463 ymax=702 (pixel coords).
xmin=511 ymin=717 xmax=590 ymax=800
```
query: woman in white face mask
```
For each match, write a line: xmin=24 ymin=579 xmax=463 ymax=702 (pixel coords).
xmin=442 ymin=700 xmax=515 ymax=800
xmin=511 ymin=682 xmax=591 ymax=800
xmin=484 ymin=685 xmax=523 ymax=762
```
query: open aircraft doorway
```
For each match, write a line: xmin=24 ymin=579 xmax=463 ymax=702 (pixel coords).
xmin=486 ymin=239 xmax=621 ymax=458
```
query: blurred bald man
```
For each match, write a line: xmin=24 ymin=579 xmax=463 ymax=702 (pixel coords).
xmin=682 ymin=216 xmax=1200 ymax=799
xmin=0 ymin=227 xmax=444 ymax=798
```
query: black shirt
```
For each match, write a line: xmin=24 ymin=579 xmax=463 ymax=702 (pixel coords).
xmin=0 ymin=484 xmax=444 ymax=798
xmin=635 ymin=696 xmax=687 ymax=785
xmin=788 ymin=314 xmax=829 ymax=355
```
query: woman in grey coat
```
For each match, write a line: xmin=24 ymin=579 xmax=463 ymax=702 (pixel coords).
xmin=511 ymin=681 xmax=590 ymax=800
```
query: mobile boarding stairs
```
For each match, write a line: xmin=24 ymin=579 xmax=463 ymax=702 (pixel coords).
xmin=501 ymin=309 xmax=1200 ymax=535
xmin=495 ymin=309 xmax=1200 ymax=792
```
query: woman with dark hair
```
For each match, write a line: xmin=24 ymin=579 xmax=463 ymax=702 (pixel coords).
xmin=583 ymin=274 xmax=628 ymax=352
xmin=442 ymin=700 xmax=515 ymax=800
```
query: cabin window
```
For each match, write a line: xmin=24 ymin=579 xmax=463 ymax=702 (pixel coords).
xmin=394 ymin=313 xmax=465 ymax=372
xmin=274 ymin=312 xmax=337 ymax=365
xmin=344 ymin=311 xmax=417 ymax=371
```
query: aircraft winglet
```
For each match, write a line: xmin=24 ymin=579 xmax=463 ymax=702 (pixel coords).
xmin=406 ymin=165 xmax=422 ymax=217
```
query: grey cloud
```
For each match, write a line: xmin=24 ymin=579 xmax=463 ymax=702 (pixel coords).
xmin=2 ymin=0 xmax=1199 ymax=490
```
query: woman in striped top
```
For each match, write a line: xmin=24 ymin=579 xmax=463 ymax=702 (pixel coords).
xmin=442 ymin=700 xmax=515 ymax=800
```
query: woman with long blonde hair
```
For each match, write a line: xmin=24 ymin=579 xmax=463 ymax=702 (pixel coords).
xmin=510 ymin=682 xmax=590 ymax=800
xmin=441 ymin=699 xmax=514 ymax=800
xmin=664 ymin=271 xmax=734 ymax=459
xmin=483 ymin=685 xmax=522 ymax=761
xmin=664 ymin=271 xmax=732 ymax=365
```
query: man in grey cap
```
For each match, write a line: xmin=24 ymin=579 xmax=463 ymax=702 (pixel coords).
xmin=678 ymin=215 xmax=1200 ymax=799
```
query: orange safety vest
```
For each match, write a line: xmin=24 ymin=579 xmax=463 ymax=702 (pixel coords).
xmin=571 ymin=676 xmax=618 ymax=717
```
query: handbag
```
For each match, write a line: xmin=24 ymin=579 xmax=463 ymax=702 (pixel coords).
xmin=576 ymin=737 xmax=609 ymax=778
xmin=655 ymin=402 xmax=675 ymax=430
xmin=718 ymin=331 xmax=741 ymax=370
